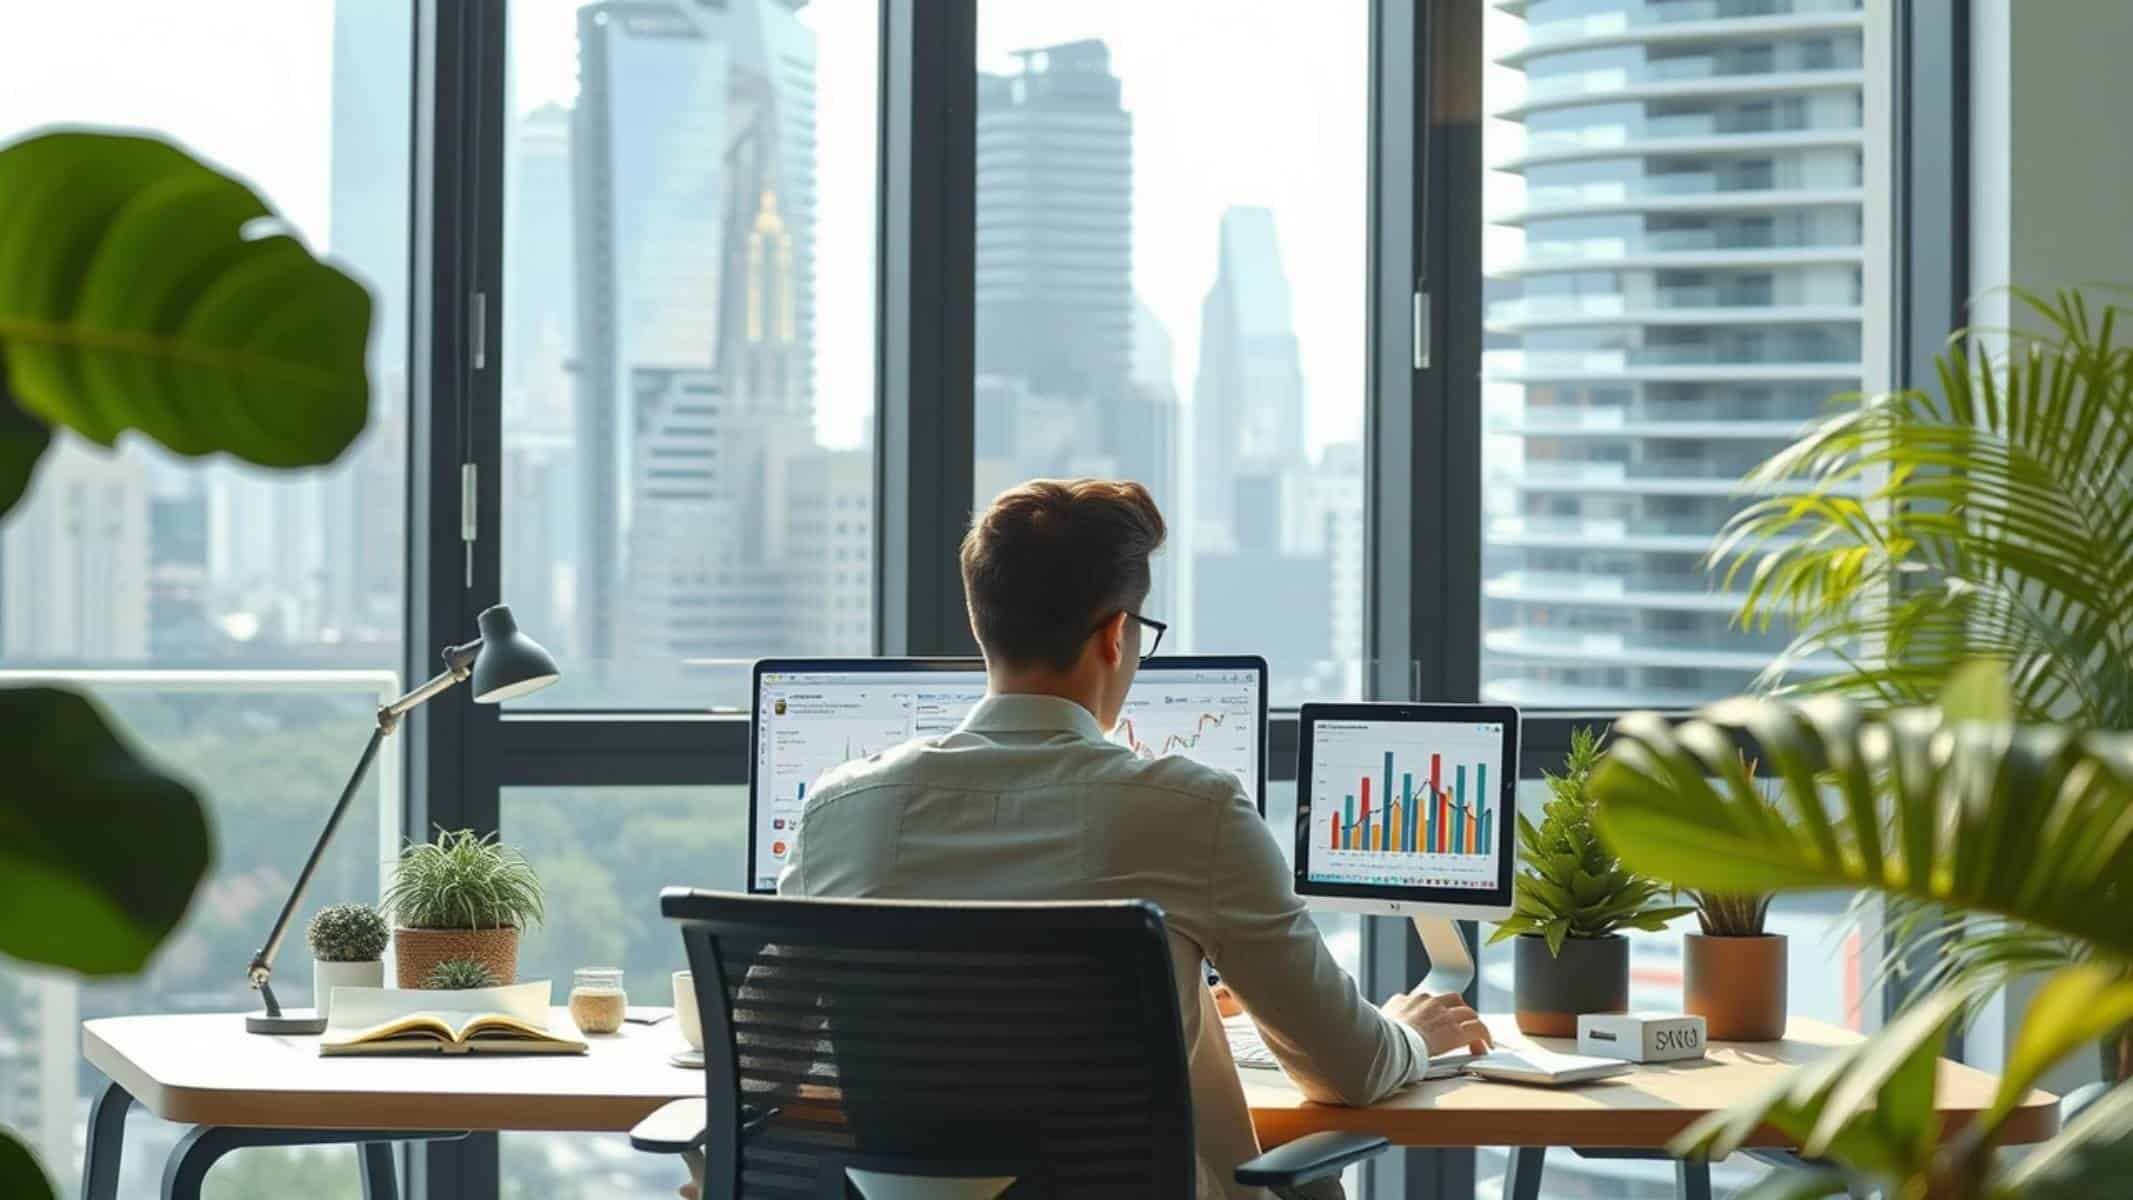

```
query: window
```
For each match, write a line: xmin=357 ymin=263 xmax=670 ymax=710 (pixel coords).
xmin=1482 ymin=0 xmax=1868 ymax=709
xmin=0 ymin=3 xmax=411 ymax=1193
xmin=502 ymin=0 xmax=878 ymax=710
xmin=970 ymin=1 xmax=1369 ymax=703
xmin=500 ymin=786 xmax=745 ymax=1199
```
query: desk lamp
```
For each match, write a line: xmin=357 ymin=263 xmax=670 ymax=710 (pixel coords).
xmin=244 ymin=604 xmax=560 ymax=1034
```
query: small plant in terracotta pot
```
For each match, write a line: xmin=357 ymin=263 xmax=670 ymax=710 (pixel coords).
xmin=382 ymin=829 xmax=544 ymax=989
xmin=1487 ymin=728 xmax=1693 ymax=1036
xmin=1683 ymin=886 xmax=1784 ymax=1041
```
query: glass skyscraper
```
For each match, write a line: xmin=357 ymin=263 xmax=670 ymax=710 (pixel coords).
xmin=1482 ymin=0 xmax=1866 ymax=708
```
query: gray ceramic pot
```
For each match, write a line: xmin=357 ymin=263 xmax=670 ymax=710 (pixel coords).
xmin=1513 ymin=933 xmax=1628 ymax=1037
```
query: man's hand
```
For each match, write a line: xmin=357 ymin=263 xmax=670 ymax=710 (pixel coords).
xmin=1381 ymin=989 xmax=1493 ymax=1056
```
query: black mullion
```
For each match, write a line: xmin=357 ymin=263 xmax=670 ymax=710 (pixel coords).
xmin=876 ymin=0 xmax=978 ymax=657
xmin=409 ymin=0 xmax=505 ymax=1197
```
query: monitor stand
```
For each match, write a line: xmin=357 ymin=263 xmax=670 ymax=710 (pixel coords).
xmin=1411 ymin=914 xmax=1476 ymax=998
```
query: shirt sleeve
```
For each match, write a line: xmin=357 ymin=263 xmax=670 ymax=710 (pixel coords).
xmin=1201 ymin=787 xmax=1433 ymax=1106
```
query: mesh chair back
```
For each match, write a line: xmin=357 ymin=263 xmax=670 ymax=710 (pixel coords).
xmin=661 ymin=889 xmax=1196 ymax=1200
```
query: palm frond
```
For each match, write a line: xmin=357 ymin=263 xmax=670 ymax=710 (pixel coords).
xmin=1591 ymin=698 xmax=2133 ymax=962
xmin=1713 ymin=289 xmax=2133 ymax=731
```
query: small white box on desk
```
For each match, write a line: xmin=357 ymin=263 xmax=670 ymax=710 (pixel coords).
xmin=1576 ymin=1013 xmax=1706 ymax=1063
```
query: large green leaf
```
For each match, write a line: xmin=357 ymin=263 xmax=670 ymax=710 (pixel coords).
xmin=0 ymin=687 xmax=212 ymax=974
xmin=1 ymin=1132 xmax=56 ymax=1200
xmin=1592 ymin=698 xmax=2133 ymax=961
xmin=0 ymin=129 xmax=371 ymax=508
xmin=1989 ymin=967 xmax=2133 ymax=1126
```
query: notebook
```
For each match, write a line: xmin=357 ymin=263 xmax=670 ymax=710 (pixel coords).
xmin=1459 ymin=1045 xmax=1633 ymax=1086
xmin=318 ymin=981 xmax=588 ymax=1057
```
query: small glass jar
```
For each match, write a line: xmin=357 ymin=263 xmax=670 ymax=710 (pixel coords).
xmin=569 ymin=968 xmax=628 ymax=1035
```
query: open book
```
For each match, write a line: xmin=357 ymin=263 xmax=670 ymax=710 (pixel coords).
xmin=319 ymin=981 xmax=588 ymax=1057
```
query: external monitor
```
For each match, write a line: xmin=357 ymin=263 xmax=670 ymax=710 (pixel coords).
xmin=749 ymin=656 xmax=1269 ymax=893
xmin=1294 ymin=702 xmax=1521 ymax=995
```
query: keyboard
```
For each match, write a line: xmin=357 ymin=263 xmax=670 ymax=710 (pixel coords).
xmin=1225 ymin=1018 xmax=1279 ymax=1070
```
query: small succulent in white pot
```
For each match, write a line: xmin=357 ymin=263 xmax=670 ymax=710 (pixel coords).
xmin=306 ymin=903 xmax=389 ymax=1021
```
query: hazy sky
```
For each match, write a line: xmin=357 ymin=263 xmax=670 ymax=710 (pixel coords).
xmin=4 ymin=1 xmax=1375 ymax=456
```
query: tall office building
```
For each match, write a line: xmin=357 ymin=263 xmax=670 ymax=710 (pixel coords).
xmin=1192 ymin=206 xmax=1309 ymax=551
xmin=0 ymin=976 xmax=75 ymax=1182
xmin=0 ymin=440 xmax=150 ymax=662
xmin=320 ymin=0 xmax=413 ymax=648
xmin=505 ymin=102 xmax=576 ymax=436
xmin=975 ymin=41 xmax=1162 ymax=492
xmin=1481 ymin=0 xmax=1865 ymax=707
xmin=573 ymin=0 xmax=817 ymax=667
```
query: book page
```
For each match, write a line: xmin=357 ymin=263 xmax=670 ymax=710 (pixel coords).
xmin=323 ymin=981 xmax=553 ymax=1045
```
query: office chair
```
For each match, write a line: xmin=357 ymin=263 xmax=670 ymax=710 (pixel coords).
xmin=631 ymin=889 xmax=1390 ymax=1198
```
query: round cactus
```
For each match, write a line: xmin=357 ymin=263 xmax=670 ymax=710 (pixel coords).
xmin=305 ymin=904 xmax=390 ymax=963
xmin=423 ymin=956 xmax=499 ymax=991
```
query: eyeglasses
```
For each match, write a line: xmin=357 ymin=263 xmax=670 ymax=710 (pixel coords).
xmin=1090 ymin=611 xmax=1167 ymax=662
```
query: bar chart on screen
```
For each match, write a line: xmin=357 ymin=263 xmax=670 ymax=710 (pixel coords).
xmin=1308 ymin=719 xmax=1506 ymax=889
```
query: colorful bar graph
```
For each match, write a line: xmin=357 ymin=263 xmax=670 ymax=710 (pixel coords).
xmin=1327 ymin=749 xmax=1496 ymax=858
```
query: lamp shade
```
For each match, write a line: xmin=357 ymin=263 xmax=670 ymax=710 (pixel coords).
xmin=470 ymin=604 xmax=561 ymax=703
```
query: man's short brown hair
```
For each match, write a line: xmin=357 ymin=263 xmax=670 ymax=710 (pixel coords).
xmin=960 ymin=479 xmax=1167 ymax=671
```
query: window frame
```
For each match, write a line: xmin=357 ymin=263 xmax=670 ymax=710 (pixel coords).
xmin=398 ymin=0 xmax=1966 ymax=1195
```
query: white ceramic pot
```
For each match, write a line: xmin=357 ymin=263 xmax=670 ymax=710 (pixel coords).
xmin=674 ymin=970 xmax=702 ymax=1051
xmin=314 ymin=959 xmax=384 ymax=1022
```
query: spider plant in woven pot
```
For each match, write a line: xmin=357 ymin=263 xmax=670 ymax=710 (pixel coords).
xmin=1714 ymin=287 xmax=2133 ymax=1072
xmin=1487 ymin=728 xmax=1693 ymax=1036
xmin=382 ymin=829 xmax=544 ymax=988
xmin=1591 ymin=694 xmax=2133 ymax=1200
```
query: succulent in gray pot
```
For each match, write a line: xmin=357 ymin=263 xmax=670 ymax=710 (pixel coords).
xmin=382 ymin=829 xmax=544 ymax=989
xmin=306 ymin=903 xmax=390 ymax=1021
xmin=1486 ymin=729 xmax=1693 ymax=1036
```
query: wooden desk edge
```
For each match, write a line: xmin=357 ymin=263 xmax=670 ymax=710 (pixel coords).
xmin=1250 ymin=1085 xmax=2062 ymax=1151
xmin=82 ymin=1022 xmax=684 ymax=1133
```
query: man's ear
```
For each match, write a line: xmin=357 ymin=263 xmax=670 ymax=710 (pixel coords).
xmin=1098 ymin=610 xmax=1130 ymax=667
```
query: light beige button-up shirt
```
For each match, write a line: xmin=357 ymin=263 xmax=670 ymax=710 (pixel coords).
xmin=777 ymin=693 xmax=1435 ymax=1199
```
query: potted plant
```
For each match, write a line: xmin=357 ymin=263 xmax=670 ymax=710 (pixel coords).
xmin=1683 ymin=888 xmax=1782 ymax=1040
xmin=381 ymin=829 xmax=544 ymax=989
xmin=1488 ymin=728 xmax=1692 ymax=1036
xmin=306 ymin=904 xmax=389 ymax=1021
xmin=423 ymin=957 xmax=500 ymax=991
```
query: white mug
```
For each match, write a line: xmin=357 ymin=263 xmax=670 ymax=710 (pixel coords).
xmin=673 ymin=970 xmax=703 ymax=1051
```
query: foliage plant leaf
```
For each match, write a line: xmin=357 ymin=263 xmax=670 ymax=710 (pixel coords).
xmin=1996 ymin=1080 xmax=2133 ymax=1198
xmin=0 ymin=130 xmax=371 ymax=493
xmin=1989 ymin=968 xmax=2133 ymax=1126
xmin=0 ymin=687 xmax=211 ymax=974
xmin=1593 ymin=698 xmax=2133 ymax=961
xmin=0 ymin=1132 xmax=55 ymax=1200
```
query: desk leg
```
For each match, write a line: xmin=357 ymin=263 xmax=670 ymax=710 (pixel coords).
xmin=79 ymin=1080 xmax=133 ymax=1200
xmin=1675 ymin=1158 xmax=1712 ymax=1200
xmin=1502 ymin=1147 xmax=1545 ymax=1200
xmin=160 ymin=1127 xmax=462 ymax=1200
xmin=359 ymin=1142 xmax=399 ymax=1200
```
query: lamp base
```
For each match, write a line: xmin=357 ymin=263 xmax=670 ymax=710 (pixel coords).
xmin=246 ymin=1009 xmax=327 ymax=1036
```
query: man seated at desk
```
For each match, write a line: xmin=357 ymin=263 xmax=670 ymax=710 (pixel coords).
xmin=776 ymin=479 xmax=1492 ymax=1200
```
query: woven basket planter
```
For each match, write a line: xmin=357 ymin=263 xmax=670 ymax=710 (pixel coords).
xmin=393 ymin=926 xmax=521 ymax=989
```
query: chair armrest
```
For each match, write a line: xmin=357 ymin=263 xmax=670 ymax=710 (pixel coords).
xmin=2064 ymin=1081 xmax=2113 ymax=1122
xmin=1234 ymin=1131 xmax=1392 ymax=1188
xmin=630 ymin=1098 xmax=707 ymax=1155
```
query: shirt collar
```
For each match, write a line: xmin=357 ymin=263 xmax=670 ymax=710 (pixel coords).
xmin=958 ymin=693 xmax=1110 ymax=743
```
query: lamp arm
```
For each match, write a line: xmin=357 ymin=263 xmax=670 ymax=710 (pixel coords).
xmin=245 ymin=658 xmax=473 ymax=1009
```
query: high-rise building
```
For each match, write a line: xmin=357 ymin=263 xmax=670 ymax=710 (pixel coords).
xmin=0 ymin=440 xmax=150 ymax=662
xmin=1192 ymin=206 xmax=1308 ymax=551
xmin=505 ymin=102 xmax=576 ymax=436
xmin=320 ymin=0 xmax=413 ymax=650
xmin=1482 ymin=0 xmax=1865 ymax=707
xmin=573 ymin=0 xmax=817 ymax=666
xmin=0 ymin=975 xmax=75 ymax=1183
xmin=974 ymin=39 xmax=1172 ymax=504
